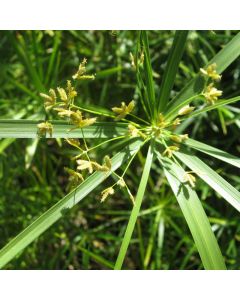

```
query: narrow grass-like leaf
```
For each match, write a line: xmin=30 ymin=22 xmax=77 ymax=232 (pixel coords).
xmin=141 ymin=31 xmax=156 ymax=119
xmin=0 ymin=139 xmax=143 ymax=269
xmin=0 ymin=138 xmax=15 ymax=154
xmin=0 ymin=120 xmax=128 ymax=139
xmin=175 ymin=151 xmax=240 ymax=212
xmin=7 ymin=32 xmax=45 ymax=91
xmin=185 ymin=138 xmax=240 ymax=169
xmin=158 ymin=31 xmax=188 ymax=112
xmin=186 ymin=96 xmax=240 ymax=119
xmin=45 ymin=32 xmax=61 ymax=87
xmin=78 ymin=246 xmax=114 ymax=269
xmin=164 ymin=32 xmax=240 ymax=118
xmin=143 ymin=208 xmax=163 ymax=269
xmin=157 ymin=152 xmax=226 ymax=270
xmin=114 ymin=141 xmax=154 ymax=270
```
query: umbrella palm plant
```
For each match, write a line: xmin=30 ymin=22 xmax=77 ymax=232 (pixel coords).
xmin=1 ymin=31 xmax=240 ymax=269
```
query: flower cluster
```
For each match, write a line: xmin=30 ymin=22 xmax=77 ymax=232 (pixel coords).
xmin=112 ymin=100 xmax=135 ymax=121
xmin=37 ymin=121 xmax=53 ymax=138
xmin=39 ymin=59 xmax=137 ymax=204
xmin=200 ymin=63 xmax=223 ymax=105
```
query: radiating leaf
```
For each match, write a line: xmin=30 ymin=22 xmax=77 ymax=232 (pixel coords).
xmin=157 ymin=152 xmax=226 ymax=270
xmin=176 ymin=151 xmax=240 ymax=212
xmin=158 ymin=31 xmax=188 ymax=111
xmin=0 ymin=120 xmax=128 ymax=139
xmin=114 ymin=142 xmax=154 ymax=270
xmin=164 ymin=32 xmax=240 ymax=119
xmin=185 ymin=138 xmax=240 ymax=169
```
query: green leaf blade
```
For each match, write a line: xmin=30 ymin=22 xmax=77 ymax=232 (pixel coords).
xmin=141 ymin=31 xmax=156 ymax=120
xmin=164 ymin=32 xmax=240 ymax=119
xmin=0 ymin=120 xmax=128 ymax=139
xmin=157 ymin=153 xmax=226 ymax=270
xmin=114 ymin=141 xmax=154 ymax=270
xmin=158 ymin=31 xmax=188 ymax=112
xmin=185 ymin=138 xmax=240 ymax=169
xmin=176 ymin=151 xmax=240 ymax=213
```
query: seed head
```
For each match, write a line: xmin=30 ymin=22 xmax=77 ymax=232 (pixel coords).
xmin=65 ymin=138 xmax=81 ymax=149
xmin=157 ymin=113 xmax=169 ymax=128
xmin=163 ymin=146 xmax=180 ymax=158
xmin=172 ymin=118 xmax=181 ymax=127
xmin=66 ymin=80 xmax=77 ymax=100
xmin=178 ymin=105 xmax=195 ymax=116
xmin=112 ymin=100 xmax=135 ymax=121
xmin=183 ymin=172 xmax=196 ymax=188
xmin=200 ymin=63 xmax=221 ymax=81
xmin=117 ymin=177 xmax=126 ymax=187
xmin=64 ymin=167 xmax=84 ymax=189
xmin=101 ymin=187 xmax=115 ymax=202
xmin=77 ymin=159 xmax=93 ymax=174
xmin=37 ymin=121 xmax=53 ymax=137
xmin=57 ymin=87 xmax=68 ymax=103
xmin=170 ymin=134 xmax=188 ymax=143
xmin=40 ymin=89 xmax=57 ymax=111
xmin=72 ymin=58 xmax=95 ymax=80
xmin=202 ymin=83 xmax=223 ymax=105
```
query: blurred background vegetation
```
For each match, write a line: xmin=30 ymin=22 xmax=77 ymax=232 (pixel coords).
xmin=0 ymin=30 xmax=240 ymax=269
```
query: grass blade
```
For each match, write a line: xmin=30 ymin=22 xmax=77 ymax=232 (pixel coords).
xmin=114 ymin=141 xmax=154 ymax=269
xmin=164 ymin=32 xmax=240 ymax=118
xmin=157 ymin=152 xmax=226 ymax=270
xmin=0 ymin=139 xmax=143 ymax=269
xmin=78 ymin=246 xmax=114 ymax=269
xmin=185 ymin=138 xmax=240 ymax=169
xmin=0 ymin=120 xmax=128 ymax=139
xmin=141 ymin=31 xmax=156 ymax=119
xmin=158 ymin=31 xmax=188 ymax=112
xmin=175 ymin=151 xmax=240 ymax=212
xmin=186 ymin=96 xmax=240 ymax=119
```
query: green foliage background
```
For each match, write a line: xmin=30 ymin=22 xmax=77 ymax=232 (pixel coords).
xmin=0 ymin=30 xmax=240 ymax=269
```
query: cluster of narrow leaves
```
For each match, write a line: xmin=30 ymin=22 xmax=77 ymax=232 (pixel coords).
xmin=1 ymin=31 xmax=240 ymax=271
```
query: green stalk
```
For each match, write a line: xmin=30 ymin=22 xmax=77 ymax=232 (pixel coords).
xmin=114 ymin=141 xmax=154 ymax=269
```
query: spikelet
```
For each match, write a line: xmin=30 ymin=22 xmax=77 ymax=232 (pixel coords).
xmin=54 ymin=108 xmax=73 ymax=118
xmin=55 ymin=109 xmax=97 ymax=129
xmin=170 ymin=134 xmax=188 ymax=143
xmin=172 ymin=118 xmax=181 ymax=127
xmin=202 ymin=83 xmax=222 ymax=105
xmin=103 ymin=155 xmax=112 ymax=171
xmin=129 ymin=52 xmax=136 ymax=68
xmin=40 ymin=89 xmax=56 ymax=111
xmin=117 ymin=177 xmax=126 ymax=187
xmin=200 ymin=63 xmax=221 ymax=81
xmin=101 ymin=187 xmax=115 ymax=202
xmin=163 ymin=146 xmax=179 ymax=158
xmin=157 ymin=113 xmax=169 ymax=128
xmin=76 ymin=159 xmax=93 ymax=173
xmin=112 ymin=100 xmax=135 ymax=121
xmin=64 ymin=167 xmax=84 ymax=189
xmin=178 ymin=105 xmax=195 ymax=116
xmin=57 ymin=87 xmax=68 ymax=103
xmin=37 ymin=121 xmax=53 ymax=137
xmin=128 ymin=124 xmax=146 ymax=138
xmin=70 ymin=110 xmax=97 ymax=128
xmin=65 ymin=138 xmax=81 ymax=149
xmin=72 ymin=58 xmax=95 ymax=80
xmin=128 ymin=124 xmax=139 ymax=137
xmin=90 ymin=156 xmax=112 ymax=172
xmin=66 ymin=80 xmax=77 ymax=100
xmin=183 ymin=172 xmax=196 ymax=188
